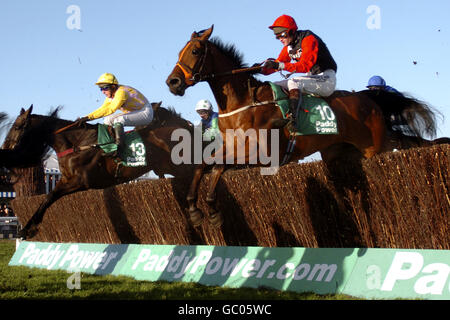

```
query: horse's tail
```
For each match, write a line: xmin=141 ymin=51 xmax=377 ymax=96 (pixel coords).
xmin=361 ymin=90 xmax=441 ymax=139
xmin=400 ymin=93 xmax=440 ymax=138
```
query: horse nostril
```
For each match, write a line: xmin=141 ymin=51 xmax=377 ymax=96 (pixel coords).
xmin=167 ymin=77 xmax=181 ymax=88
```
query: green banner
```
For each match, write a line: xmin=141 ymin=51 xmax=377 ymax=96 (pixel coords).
xmin=345 ymin=248 xmax=450 ymax=299
xmin=9 ymin=241 xmax=449 ymax=300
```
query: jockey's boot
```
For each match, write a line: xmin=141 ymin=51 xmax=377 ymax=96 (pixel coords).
xmin=286 ymin=89 xmax=301 ymax=132
xmin=270 ymin=89 xmax=302 ymax=130
xmin=114 ymin=123 xmax=126 ymax=155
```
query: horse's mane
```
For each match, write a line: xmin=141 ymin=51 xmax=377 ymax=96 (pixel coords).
xmin=165 ymin=106 xmax=186 ymax=121
xmin=209 ymin=37 xmax=263 ymax=85
xmin=210 ymin=37 xmax=247 ymax=69
xmin=32 ymin=106 xmax=65 ymax=123
xmin=28 ymin=107 xmax=65 ymax=161
xmin=150 ymin=106 xmax=193 ymax=130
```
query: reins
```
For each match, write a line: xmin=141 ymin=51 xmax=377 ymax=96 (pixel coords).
xmin=197 ymin=65 xmax=263 ymax=82
xmin=54 ymin=122 xmax=79 ymax=134
xmin=53 ymin=122 xmax=101 ymax=158
xmin=176 ymin=38 xmax=262 ymax=83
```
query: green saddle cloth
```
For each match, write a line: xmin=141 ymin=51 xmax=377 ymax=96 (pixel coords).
xmin=97 ymin=124 xmax=147 ymax=167
xmin=269 ymin=82 xmax=338 ymax=136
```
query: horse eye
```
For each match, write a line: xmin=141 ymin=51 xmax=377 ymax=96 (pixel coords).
xmin=192 ymin=49 xmax=199 ymax=55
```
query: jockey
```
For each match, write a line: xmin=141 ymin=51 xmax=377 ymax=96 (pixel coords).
xmin=195 ymin=99 xmax=219 ymax=140
xmin=366 ymin=75 xmax=407 ymax=129
xmin=367 ymin=75 xmax=401 ymax=95
xmin=260 ymin=15 xmax=337 ymax=127
xmin=75 ymin=73 xmax=153 ymax=152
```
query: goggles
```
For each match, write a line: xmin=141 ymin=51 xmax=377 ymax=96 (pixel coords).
xmin=275 ymin=31 xmax=289 ymax=40
xmin=99 ymin=85 xmax=113 ymax=91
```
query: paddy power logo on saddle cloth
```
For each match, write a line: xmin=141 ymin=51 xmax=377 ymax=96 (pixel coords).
xmin=10 ymin=242 xmax=450 ymax=300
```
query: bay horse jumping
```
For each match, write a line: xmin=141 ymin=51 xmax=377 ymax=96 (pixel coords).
xmin=166 ymin=26 xmax=392 ymax=226
xmin=166 ymin=26 xmax=446 ymax=227
xmin=2 ymin=103 xmax=195 ymax=239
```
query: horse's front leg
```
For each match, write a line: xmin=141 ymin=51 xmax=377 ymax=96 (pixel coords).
xmin=186 ymin=163 xmax=206 ymax=227
xmin=205 ymin=164 xmax=226 ymax=227
xmin=19 ymin=177 xmax=86 ymax=239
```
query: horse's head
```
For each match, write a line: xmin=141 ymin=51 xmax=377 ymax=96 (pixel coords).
xmin=2 ymin=105 xmax=33 ymax=149
xmin=166 ymin=25 xmax=214 ymax=96
xmin=2 ymin=105 xmax=61 ymax=168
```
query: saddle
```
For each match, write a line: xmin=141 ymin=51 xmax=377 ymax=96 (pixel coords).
xmin=97 ymin=124 xmax=147 ymax=167
xmin=269 ymin=82 xmax=339 ymax=136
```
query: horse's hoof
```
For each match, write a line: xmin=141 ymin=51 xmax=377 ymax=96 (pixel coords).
xmin=208 ymin=212 xmax=223 ymax=227
xmin=21 ymin=224 xmax=38 ymax=239
xmin=28 ymin=227 xmax=38 ymax=238
xmin=18 ymin=229 xmax=28 ymax=240
xmin=189 ymin=210 xmax=204 ymax=227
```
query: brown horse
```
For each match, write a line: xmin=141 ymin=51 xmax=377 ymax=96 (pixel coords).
xmin=166 ymin=26 xmax=391 ymax=226
xmin=0 ymin=110 xmax=50 ymax=169
xmin=2 ymin=103 xmax=196 ymax=239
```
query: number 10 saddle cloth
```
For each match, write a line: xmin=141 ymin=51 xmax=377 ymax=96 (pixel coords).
xmin=269 ymin=82 xmax=338 ymax=136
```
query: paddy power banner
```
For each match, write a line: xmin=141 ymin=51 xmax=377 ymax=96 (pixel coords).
xmin=9 ymin=241 xmax=450 ymax=300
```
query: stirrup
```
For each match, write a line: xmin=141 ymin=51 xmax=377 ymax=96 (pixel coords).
xmin=286 ymin=118 xmax=297 ymax=133
xmin=103 ymin=144 xmax=122 ymax=158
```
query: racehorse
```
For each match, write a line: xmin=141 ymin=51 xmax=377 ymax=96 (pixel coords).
xmin=166 ymin=26 xmax=393 ymax=226
xmin=166 ymin=26 xmax=447 ymax=227
xmin=2 ymin=103 xmax=196 ymax=239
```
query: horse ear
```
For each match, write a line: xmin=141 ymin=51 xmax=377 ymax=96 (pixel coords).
xmin=151 ymin=101 xmax=162 ymax=111
xmin=20 ymin=105 xmax=32 ymax=115
xmin=200 ymin=25 xmax=214 ymax=41
xmin=22 ymin=105 xmax=33 ymax=117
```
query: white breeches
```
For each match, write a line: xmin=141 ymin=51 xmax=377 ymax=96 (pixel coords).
xmin=103 ymin=104 xmax=153 ymax=126
xmin=275 ymin=69 xmax=337 ymax=97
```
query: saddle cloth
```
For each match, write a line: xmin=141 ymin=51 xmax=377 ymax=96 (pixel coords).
xmin=97 ymin=124 xmax=147 ymax=167
xmin=269 ymin=82 xmax=338 ymax=136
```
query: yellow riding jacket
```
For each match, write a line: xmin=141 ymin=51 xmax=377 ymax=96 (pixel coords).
xmin=87 ymin=85 xmax=150 ymax=120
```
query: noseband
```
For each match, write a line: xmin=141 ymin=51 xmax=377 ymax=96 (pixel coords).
xmin=176 ymin=39 xmax=209 ymax=84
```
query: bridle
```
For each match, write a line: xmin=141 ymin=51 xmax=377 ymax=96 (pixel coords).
xmin=176 ymin=38 xmax=210 ymax=84
xmin=174 ymin=33 xmax=297 ymax=166
xmin=3 ymin=118 xmax=30 ymax=150
xmin=176 ymin=36 xmax=262 ymax=84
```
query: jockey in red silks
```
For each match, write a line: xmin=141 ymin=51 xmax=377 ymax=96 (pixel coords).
xmin=260 ymin=15 xmax=337 ymax=127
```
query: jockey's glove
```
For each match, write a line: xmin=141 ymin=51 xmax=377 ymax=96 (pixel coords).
xmin=263 ymin=59 xmax=280 ymax=70
xmin=74 ymin=116 xmax=89 ymax=127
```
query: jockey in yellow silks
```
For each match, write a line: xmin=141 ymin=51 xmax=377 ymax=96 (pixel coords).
xmin=75 ymin=73 xmax=153 ymax=151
